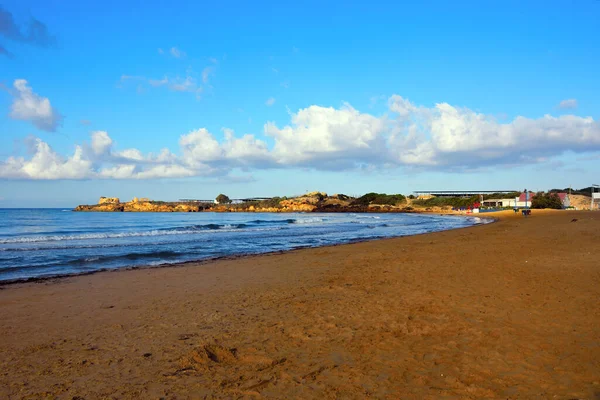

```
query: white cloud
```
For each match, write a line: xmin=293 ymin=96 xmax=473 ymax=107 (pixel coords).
xmin=202 ymin=66 xmax=215 ymax=84
xmin=91 ymin=131 xmax=113 ymax=155
xmin=1 ymin=95 xmax=599 ymax=180
xmin=157 ymin=48 xmax=164 ymax=55
xmin=98 ymin=164 xmax=136 ymax=179
xmin=180 ymin=128 xmax=224 ymax=165
xmin=558 ymin=98 xmax=578 ymax=109
xmin=0 ymin=139 xmax=91 ymax=179
xmin=170 ymin=47 xmax=185 ymax=58
xmin=265 ymin=104 xmax=387 ymax=166
xmin=387 ymin=97 xmax=600 ymax=168
xmin=388 ymin=94 xmax=418 ymax=118
xmin=148 ymin=76 xmax=168 ymax=87
xmin=265 ymin=97 xmax=276 ymax=106
xmin=9 ymin=79 xmax=62 ymax=132
xmin=116 ymin=148 xmax=144 ymax=161
xmin=169 ymin=76 xmax=197 ymax=92
xmin=125 ymin=74 xmax=200 ymax=94
xmin=0 ymin=127 xmax=275 ymax=179
xmin=221 ymin=128 xmax=272 ymax=165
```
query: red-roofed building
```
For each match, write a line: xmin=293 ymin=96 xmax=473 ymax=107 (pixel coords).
xmin=556 ymin=192 xmax=570 ymax=207
xmin=516 ymin=192 xmax=532 ymax=208
xmin=517 ymin=192 xmax=570 ymax=208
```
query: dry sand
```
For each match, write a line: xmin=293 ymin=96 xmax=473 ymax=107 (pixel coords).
xmin=0 ymin=210 xmax=599 ymax=399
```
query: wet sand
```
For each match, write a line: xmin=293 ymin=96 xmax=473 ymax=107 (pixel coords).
xmin=0 ymin=210 xmax=599 ymax=399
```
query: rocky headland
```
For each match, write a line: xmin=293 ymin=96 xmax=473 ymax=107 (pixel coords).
xmin=74 ymin=192 xmax=429 ymax=213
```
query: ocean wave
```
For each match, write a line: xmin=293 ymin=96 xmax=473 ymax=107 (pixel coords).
xmin=0 ymin=218 xmax=322 ymax=244
xmin=0 ymin=250 xmax=181 ymax=273
xmin=0 ymin=230 xmax=198 ymax=244
xmin=0 ymin=238 xmax=198 ymax=252
xmin=0 ymin=222 xmax=297 ymax=244
xmin=249 ymin=218 xmax=296 ymax=224
xmin=292 ymin=217 xmax=324 ymax=224
xmin=69 ymin=250 xmax=180 ymax=265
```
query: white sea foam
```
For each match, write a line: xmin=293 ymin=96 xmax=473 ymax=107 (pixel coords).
xmin=0 ymin=226 xmax=281 ymax=244
xmin=293 ymin=217 xmax=324 ymax=224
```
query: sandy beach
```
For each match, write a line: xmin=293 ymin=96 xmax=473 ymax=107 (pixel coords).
xmin=0 ymin=210 xmax=599 ymax=399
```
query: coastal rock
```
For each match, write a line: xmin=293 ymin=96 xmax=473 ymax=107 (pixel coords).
xmin=75 ymin=200 xmax=204 ymax=212
xmin=75 ymin=203 xmax=124 ymax=212
xmin=306 ymin=191 xmax=327 ymax=198
xmin=123 ymin=201 xmax=202 ymax=212
xmin=279 ymin=199 xmax=317 ymax=211
xmin=98 ymin=197 xmax=120 ymax=205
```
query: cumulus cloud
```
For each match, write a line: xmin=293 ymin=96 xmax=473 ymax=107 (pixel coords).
xmin=265 ymin=104 xmax=388 ymax=167
xmin=0 ymin=6 xmax=55 ymax=57
xmin=386 ymin=96 xmax=600 ymax=168
xmin=1 ymin=95 xmax=599 ymax=179
xmin=0 ymin=128 xmax=271 ymax=180
xmin=265 ymin=97 xmax=276 ymax=106
xmin=90 ymin=131 xmax=113 ymax=155
xmin=0 ymin=139 xmax=91 ymax=179
xmin=558 ymin=98 xmax=578 ymax=110
xmin=9 ymin=79 xmax=63 ymax=132
xmin=179 ymin=128 xmax=272 ymax=168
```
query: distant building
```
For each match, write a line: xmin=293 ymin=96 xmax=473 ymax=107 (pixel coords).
xmin=515 ymin=192 xmax=570 ymax=208
xmin=556 ymin=193 xmax=570 ymax=208
xmin=516 ymin=193 xmax=532 ymax=208
xmin=413 ymin=190 xmax=518 ymax=198
xmin=481 ymin=198 xmax=515 ymax=208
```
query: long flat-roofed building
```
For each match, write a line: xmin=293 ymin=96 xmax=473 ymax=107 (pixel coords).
xmin=413 ymin=190 xmax=518 ymax=198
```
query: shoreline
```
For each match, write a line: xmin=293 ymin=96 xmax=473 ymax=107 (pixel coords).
xmin=0 ymin=213 xmax=496 ymax=287
xmin=1 ymin=209 xmax=597 ymax=398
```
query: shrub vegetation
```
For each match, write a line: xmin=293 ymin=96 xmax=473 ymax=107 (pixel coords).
xmin=351 ymin=193 xmax=406 ymax=206
xmin=412 ymin=195 xmax=479 ymax=208
xmin=531 ymin=192 xmax=563 ymax=209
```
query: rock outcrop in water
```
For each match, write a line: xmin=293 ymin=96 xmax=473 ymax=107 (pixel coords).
xmin=75 ymin=198 xmax=210 ymax=212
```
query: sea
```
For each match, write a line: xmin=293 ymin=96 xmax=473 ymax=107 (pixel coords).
xmin=0 ymin=209 xmax=488 ymax=282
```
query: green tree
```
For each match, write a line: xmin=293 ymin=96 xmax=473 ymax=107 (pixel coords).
xmin=531 ymin=192 xmax=563 ymax=209
xmin=215 ymin=194 xmax=231 ymax=204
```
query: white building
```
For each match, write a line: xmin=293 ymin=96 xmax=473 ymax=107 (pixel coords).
xmin=481 ymin=198 xmax=516 ymax=208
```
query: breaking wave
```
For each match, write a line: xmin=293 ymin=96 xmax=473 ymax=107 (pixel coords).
xmin=0 ymin=218 xmax=330 ymax=244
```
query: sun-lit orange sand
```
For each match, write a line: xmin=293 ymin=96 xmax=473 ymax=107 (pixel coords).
xmin=1 ymin=210 xmax=599 ymax=399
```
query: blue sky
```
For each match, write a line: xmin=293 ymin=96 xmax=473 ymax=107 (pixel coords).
xmin=1 ymin=0 xmax=599 ymax=207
